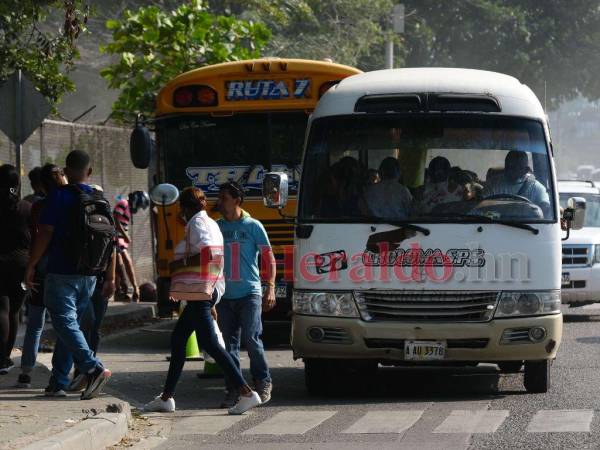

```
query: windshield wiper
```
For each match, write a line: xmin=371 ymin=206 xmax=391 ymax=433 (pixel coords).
xmin=349 ymin=215 xmax=431 ymax=236
xmin=435 ymin=213 xmax=539 ymax=235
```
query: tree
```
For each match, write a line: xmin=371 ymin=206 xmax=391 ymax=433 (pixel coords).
xmin=100 ymin=0 xmax=271 ymax=121
xmin=210 ymin=0 xmax=600 ymax=108
xmin=0 ymin=0 xmax=88 ymax=105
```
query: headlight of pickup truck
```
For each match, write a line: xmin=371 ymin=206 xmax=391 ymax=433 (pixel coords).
xmin=292 ymin=291 xmax=359 ymax=317
xmin=494 ymin=291 xmax=561 ymax=318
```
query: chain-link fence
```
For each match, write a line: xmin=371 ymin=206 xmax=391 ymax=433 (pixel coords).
xmin=0 ymin=119 xmax=154 ymax=285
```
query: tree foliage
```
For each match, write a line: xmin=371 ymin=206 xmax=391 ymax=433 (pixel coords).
xmin=0 ymin=0 xmax=88 ymax=105
xmin=211 ymin=0 xmax=600 ymax=108
xmin=100 ymin=0 xmax=271 ymax=121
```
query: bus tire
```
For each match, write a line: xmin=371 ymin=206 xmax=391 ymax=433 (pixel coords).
xmin=524 ymin=360 xmax=551 ymax=393
xmin=304 ymin=359 xmax=335 ymax=396
xmin=497 ymin=361 xmax=524 ymax=373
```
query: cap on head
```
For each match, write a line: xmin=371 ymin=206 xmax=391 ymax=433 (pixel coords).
xmin=66 ymin=150 xmax=91 ymax=171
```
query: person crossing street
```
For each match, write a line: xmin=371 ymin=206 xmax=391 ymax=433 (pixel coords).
xmin=215 ymin=182 xmax=276 ymax=407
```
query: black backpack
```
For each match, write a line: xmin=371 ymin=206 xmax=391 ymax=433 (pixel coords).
xmin=65 ymin=185 xmax=116 ymax=275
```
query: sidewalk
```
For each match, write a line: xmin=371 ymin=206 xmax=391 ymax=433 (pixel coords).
xmin=0 ymin=357 xmax=131 ymax=450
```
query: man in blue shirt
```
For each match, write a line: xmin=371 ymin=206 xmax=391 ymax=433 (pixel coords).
xmin=215 ymin=182 xmax=276 ymax=407
xmin=23 ymin=150 xmax=115 ymax=399
xmin=483 ymin=150 xmax=550 ymax=217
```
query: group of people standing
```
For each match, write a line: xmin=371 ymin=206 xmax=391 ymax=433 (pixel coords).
xmin=0 ymin=150 xmax=275 ymax=416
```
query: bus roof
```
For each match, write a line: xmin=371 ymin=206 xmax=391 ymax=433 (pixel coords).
xmin=156 ymin=58 xmax=361 ymax=116
xmin=313 ymin=68 xmax=546 ymax=121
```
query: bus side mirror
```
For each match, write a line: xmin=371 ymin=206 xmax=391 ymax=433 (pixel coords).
xmin=130 ymin=124 xmax=153 ymax=169
xmin=262 ymin=172 xmax=288 ymax=209
xmin=564 ymin=197 xmax=586 ymax=231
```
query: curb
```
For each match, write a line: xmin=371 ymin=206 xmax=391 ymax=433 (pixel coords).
xmin=22 ymin=402 xmax=131 ymax=450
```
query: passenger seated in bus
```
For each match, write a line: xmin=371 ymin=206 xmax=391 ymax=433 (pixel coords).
xmin=331 ymin=156 xmax=363 ymax=216
xmin=316 ymin=168 xmax=342 ymax=217
xmin=362 ymin=157 xmax=412 ymax=219
xmin=449 ymin=167 xmax=483 ymax=201
xmin=483 ymin=150 xmax=550 ymax=214
xmin=415 ymin=156 xmax=463 ymax=214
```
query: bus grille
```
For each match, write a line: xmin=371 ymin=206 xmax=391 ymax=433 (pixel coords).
xmin=354 ymin=290 xmax=499 ymax=322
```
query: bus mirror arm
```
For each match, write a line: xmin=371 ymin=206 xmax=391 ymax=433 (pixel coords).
xmin=562 ymin=196 xmax=586 ymax=241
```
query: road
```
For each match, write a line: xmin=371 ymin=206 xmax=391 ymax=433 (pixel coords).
xmin=101 ymin=305 xmax=600 ymax=449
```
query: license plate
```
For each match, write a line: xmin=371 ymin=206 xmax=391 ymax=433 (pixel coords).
xmin=561 ymin=272 xmax=570 ymax=285
xmin=404 ymin=340 xmax=446 ymax=361
xmin=275 ymin=285 xmax=287 ymax=298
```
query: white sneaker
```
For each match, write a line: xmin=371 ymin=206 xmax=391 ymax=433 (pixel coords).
xmin=228 ymin=391 xmax=261 ymax=415
xmin=143 ymin=395 xmax=176 ymax=413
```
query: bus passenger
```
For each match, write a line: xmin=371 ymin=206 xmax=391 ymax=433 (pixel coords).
xmin=416 ymin=156 xmax=463 ymax=214
xmin=483 ymin=151 xmax=550 ymax=214
xmin=363 ymin=157 xmax=412 ymax=219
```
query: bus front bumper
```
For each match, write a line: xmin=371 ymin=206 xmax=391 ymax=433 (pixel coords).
xmin=291 ymin=314 xmax=562 ymax=362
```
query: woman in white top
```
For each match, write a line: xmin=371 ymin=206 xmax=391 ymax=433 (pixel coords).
xmin=144 ymin=187 xmax=261 ymax=415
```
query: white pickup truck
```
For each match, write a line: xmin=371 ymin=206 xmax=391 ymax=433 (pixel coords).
xmin=559 ymin=180 xmax=600 ymax=305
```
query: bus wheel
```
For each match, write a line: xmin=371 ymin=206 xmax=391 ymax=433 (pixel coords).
xmin=156 ymin=277 xmax=173 ymax=318
xmin=305 ymin=359 xmax=335 ymax=396
xmin=524 ymin=360 xmax=551 ymax=393
xmin=497 ymin=361 xmax=524 ymax=373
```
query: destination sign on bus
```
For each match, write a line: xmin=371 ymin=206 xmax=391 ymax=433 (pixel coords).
xmin=226 ymin=79 xmax=311 ymax=101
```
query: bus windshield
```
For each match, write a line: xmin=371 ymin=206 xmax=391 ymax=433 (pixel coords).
xmin=159 ymin=112 xmax=306 ymax=195
xmin=300 ymin=114 xmax=555 ymax=223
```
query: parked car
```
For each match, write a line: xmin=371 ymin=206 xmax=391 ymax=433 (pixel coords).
xmin=558 ymin=180 xmax=600 ymax=305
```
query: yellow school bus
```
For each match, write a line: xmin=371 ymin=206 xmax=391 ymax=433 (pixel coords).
xmin=146 ymin=58 xmax=361 ymax=318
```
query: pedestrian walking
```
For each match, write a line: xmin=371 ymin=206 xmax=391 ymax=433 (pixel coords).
xmin=143 ymin=187 xmax=261 ymax=414
xmin=16 ymin=164 xmax=66 ymax=387
xmin=215 ymin=181 xmax=276 ymax=407
xmin=23 ymin=166 xmax=44 ymax=204
xmin=0 ymin=165 xmax=31 ymax=374
xmin=23 ymin=150 xmax=116 ymax=399
xmin=113 ymin=198 xmax=140 ymax=302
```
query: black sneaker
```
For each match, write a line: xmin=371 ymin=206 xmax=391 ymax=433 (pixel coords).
xmin=0 ymin=358 xmax=14 ymax=375
xmin=44 ymin=381 xmax=67 ymax=397
xmin=81 ymin=366 xmax=111 ymax=400
xmin=16 ymin=373 xmax=31 ymax=388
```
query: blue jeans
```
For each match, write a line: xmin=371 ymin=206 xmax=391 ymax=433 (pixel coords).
xmin=44 ymin=274 xmax=101 ymax=389
xmin=217 ymin=294 xmax=271 ymax=387
xmin=21 ymin=304 xmax=46 ymax=371
xmin=163 ymin=296 xmax=247 ymax=396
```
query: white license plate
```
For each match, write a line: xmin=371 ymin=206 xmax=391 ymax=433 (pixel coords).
xmin=404 ymin=340 xmax=446 ymax=361
xmin=561 ymin=272 xmax=571 ymax=285
xmin=275 ymin=285 xmax=287 ymax=298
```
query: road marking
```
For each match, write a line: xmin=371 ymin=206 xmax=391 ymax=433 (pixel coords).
xmin=172 ymin=411 xmax=251 ymax=435
xmin=527 ymin=410 xmax=594 ymax=432
xmin=433 ymin=410 xmax=509 ymax=433
xmin=342 ymin=410 xmax=424 ymax=434
xmin=243 ymin=410 xmax=336 ymax=435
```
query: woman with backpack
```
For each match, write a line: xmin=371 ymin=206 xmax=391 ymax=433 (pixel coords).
xmin=0 ymin=164 xmax=31 ymax=374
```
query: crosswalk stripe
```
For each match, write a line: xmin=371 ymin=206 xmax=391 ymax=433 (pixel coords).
xmin=433 ymin=410 xmax=509 ymax=433
xmin=527 ymin=409 xmax=594 ymax=433
xmin=243 ymin=410 xmax=337 ymax=435
xmin=172 ymin=411 xmax=251 ymax=435
xmin=342 ymin=410 xmax=424 ymax=434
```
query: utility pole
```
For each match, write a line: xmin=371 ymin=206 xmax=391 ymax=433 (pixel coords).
xmin=385 ymin=4 xmax=405 ymax=69
xmin=15 ymin=69 xmax=23 ymax=192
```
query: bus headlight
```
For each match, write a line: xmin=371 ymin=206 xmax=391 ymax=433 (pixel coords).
xmin=494 ymin=291 xmax=561 ymax=318
xmin=293 ymin=291 xmax=359 ymax=317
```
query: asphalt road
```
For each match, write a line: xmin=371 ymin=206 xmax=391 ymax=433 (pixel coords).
xmin=101 ymin=305 xmax=600 ymax=449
